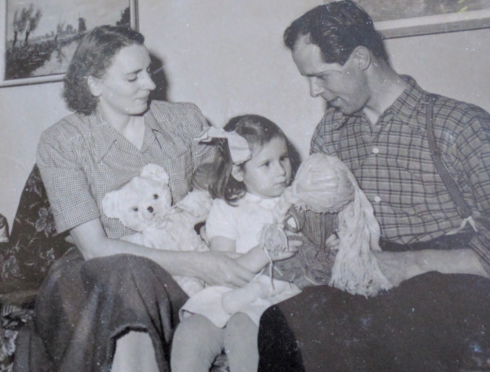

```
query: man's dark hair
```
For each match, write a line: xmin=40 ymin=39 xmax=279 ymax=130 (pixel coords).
xmin=63 ymin=25 xmax=145 ymax=115
xmin=284 ymin=1 xmax=388 ymax=65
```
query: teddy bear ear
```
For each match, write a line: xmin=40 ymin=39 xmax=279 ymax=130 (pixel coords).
xmin=141 ymin=164 xmax=170 ymax=185
xmin=101 ymin=190 xmax=120 ymax=219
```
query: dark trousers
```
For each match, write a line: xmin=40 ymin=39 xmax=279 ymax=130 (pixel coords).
xmin=258 ymin=234 xmax=490 ymax=372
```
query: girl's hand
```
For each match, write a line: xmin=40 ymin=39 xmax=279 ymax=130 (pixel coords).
xmin=285 ymin=230 xmax=303 ymax=249
xmin=193 ymin=251 xmax=255 ymax=288
xmin=325 ymin=233 xmax=340 ymax=250
xmin=263 ymin=230 xmax=301 ymax=261
xmin=267 ymin=246 xmax=298 ymax=261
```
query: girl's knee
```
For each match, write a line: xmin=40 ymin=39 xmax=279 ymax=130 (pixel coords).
xmin=226 ymin=313 xmax=257 ymax=335
xmin=175 ymin=315 xmax=223 ymax=345
xmin=172 ymin=315 xmax=224 ymax=371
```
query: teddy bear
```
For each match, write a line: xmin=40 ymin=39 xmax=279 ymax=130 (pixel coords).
xmin=102 ymin=163 xmax=211 ymax=296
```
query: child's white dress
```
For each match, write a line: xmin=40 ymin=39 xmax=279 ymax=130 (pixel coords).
xmin=180 ymin=193 xmax=300 ymax=327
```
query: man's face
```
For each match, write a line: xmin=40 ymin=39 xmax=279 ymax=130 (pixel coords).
xmin=292 ymin=35 xmax=369 ymax=116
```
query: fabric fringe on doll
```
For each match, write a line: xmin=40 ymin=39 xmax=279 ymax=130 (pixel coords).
xmin=330 ymin=171 xmax=392 ymax=297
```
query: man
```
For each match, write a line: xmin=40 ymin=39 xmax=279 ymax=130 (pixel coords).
xmin=258 ymin=2 xmax=490 ymax=371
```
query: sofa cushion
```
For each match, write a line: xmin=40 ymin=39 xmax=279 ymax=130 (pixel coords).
xmin=0 ymin=165 xmax=75 ymax=287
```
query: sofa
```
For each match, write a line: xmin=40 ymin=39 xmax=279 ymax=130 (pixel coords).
xmin=0 ymin=165 xmax=229 ymax=371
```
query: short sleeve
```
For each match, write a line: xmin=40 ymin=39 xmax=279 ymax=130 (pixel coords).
xmin=205 ymin=199 xmax=237 ymax=242
xmin=36 ymin=124 xmax=99 ymax=234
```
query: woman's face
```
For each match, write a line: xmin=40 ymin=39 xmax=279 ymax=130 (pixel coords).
xmin=90 ymin=44 xmax=156 ymax=118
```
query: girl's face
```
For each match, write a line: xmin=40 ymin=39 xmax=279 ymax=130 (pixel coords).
xmin=237 ymin=136 xmax=292 ymax=198
xmin=89 ymin=44 xmax=156 ymax=119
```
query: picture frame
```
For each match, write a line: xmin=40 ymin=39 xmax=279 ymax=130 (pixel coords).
xmin=0 ymin=0 xmax=138 ymax=87
xmin=346 ymin=0 xmax=490 ymax=39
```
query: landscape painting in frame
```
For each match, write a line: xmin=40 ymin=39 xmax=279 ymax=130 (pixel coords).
xmin=0 ymin=0 xmax=138 ymax=87
xmin=352 ymin=0 xmax=490 ymax=38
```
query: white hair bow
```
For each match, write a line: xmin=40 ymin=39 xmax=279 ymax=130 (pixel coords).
xmin=195 ymin=126 xmax=251 ymax=165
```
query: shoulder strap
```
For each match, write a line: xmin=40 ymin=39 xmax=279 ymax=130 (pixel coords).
xmin=426 ymin=94 xmax=472 ymax=219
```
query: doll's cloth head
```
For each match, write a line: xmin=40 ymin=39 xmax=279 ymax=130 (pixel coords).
xmin=102 ymin=164 xmax=172 ymax=232
xmin=290 ymin=153 xmax=355 ymax=213
xmin=285 ymin=154 xmax=391 ymax=297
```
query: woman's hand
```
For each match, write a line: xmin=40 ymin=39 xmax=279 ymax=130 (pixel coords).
xmin=192 ymin=251 xmax=256 ymax=288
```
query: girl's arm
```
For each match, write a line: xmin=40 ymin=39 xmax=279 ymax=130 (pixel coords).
xmin=71 ymin=218 xmax=255 ymax=288
xmin=209 ymin=236 xmax=297 ymax=273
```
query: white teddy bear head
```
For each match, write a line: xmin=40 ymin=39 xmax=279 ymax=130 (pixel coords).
xmin=102 ymin=164 xmax=172 ymax=232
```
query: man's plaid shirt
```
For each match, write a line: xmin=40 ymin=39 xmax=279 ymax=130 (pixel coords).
xmin=311 ymin=76 xmax=490 ymax=268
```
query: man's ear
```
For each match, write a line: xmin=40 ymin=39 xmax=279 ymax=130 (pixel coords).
xmin=87 ymin=76 xmax=102 ymax=97
xmin=352 ymin=46 xmax=371 ymax=71
xmin=231 ymin=165 xmax=245 ymax=182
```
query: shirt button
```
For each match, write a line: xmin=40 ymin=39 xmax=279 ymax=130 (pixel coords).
xmin=372 ymin=147 xmax=379 ymax=154
xmin=374 ymin=196 xmax=381 ymax=203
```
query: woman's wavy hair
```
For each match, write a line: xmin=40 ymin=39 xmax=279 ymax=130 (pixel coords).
xmin=63 ymin=25 xmax=145 ymax=115
xmin=284 ymin=0 xmax=388 ymax=65
xmin=209 ymin=115 xmax=288 ymax=205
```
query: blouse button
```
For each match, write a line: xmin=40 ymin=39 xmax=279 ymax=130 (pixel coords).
xmin=372 ymin=147 xmax=379 ymax=154
xmin=374 ymin=196 xmax=381 ymax=203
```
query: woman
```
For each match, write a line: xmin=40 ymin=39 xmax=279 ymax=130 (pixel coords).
xmin=24 ymin=26 xmax=255 ymax=372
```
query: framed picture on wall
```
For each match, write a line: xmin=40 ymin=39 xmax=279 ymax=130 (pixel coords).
xmin=0 ymin=0 xmax=138 ymax=87
xmin=350 ymin=0 xmax=490 ymax=38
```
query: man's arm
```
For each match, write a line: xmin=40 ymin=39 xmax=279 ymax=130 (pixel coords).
xmin=374 ymin=249 xmax=489 ymax=287
xmin=378 ymin=108 xmax=490 ymax=286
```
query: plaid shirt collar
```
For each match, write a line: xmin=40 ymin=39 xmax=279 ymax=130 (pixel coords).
xmin=325 ymin=75 xmax=429 ymax=131
xmin=91 ymin=105 xmax=164 ymax=162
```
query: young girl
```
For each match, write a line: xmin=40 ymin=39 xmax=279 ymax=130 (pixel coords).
xmin=170 ymin=115 xmax=300 ymax=372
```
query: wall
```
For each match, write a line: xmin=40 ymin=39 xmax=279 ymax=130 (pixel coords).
xmin=1 ymin=0 xmax=490 ymax=228
xmin=0 ymin=82 xmax=69 ymax=228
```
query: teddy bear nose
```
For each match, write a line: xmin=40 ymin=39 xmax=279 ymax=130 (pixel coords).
xmin=147 ymin=206 xmax=154 ymax=213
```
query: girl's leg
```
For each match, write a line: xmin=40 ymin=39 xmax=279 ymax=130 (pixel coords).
xmin=112 ymin=331 xmax=159 ymax=372
xmin=224 ymin=313 xmax=259 ymax=372
xmin=171 ymin=314 xmax=224 ymax=372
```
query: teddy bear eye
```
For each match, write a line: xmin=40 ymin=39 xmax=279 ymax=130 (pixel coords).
xmin=153 ymin=194 xmax=159 ymax=199
xmin=133 ymin=207 xmax=138 ymax=212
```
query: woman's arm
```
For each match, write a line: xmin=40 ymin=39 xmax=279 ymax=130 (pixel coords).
xmin=71 ymin=218 xmax=255 ymax=288
xmin=209 ymin=236 xmax=297 ymax=274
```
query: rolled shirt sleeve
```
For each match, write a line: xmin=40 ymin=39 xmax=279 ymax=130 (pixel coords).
xmin=454 ymin=114 xmax=490 ymax=272
xmin=37 ymin=123 xmax=100 ymax=234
